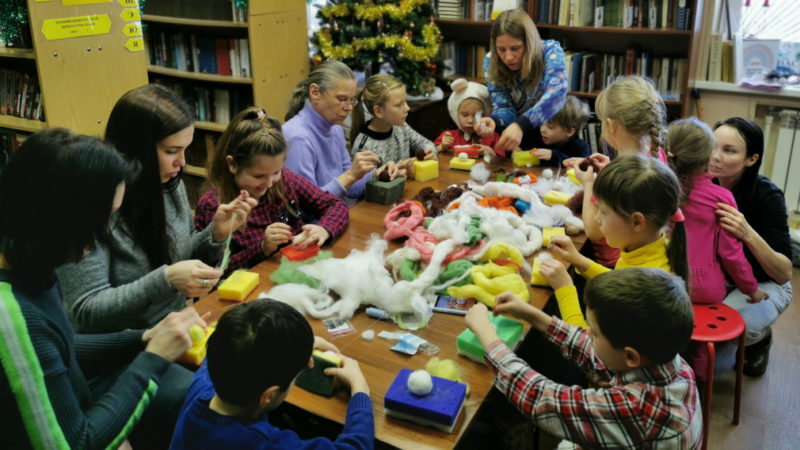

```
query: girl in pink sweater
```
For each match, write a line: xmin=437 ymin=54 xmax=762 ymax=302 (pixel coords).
xmin=667 ymin=117 xmax=766 ymax=304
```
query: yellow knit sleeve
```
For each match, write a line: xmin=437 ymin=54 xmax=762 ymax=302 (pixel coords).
xmin=577 ymin=261 xmax=611 ymax=280
xmin=554 ymin=286 xmax=588 ymax=329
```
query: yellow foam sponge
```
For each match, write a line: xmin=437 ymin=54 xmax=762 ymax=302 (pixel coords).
xmin=182 ymin=324 xmax=216 ymax=366
xmin=567 ymin=168 xmax=581 ymax=186
xmin=542 ymin=227 xmax=566 ymax=247
xmin=530 ymin=257 xmax=548 ymax=287
xmin=413 ymin=160 xmax=439 ymax=182
xmin=218 ymin=270 xmax=260 ymax=302
xmin=544 ymin=190 xmax=573 ymax=206
xmin=513 ymin=151 xmax=539 ymax=167
xmin=449 ymin=156 xmax=477 ymax=171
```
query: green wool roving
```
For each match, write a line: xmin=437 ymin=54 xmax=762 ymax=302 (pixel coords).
xmin=435 ymin=260 xmax=473 ymax=294
xmin=269 ymin=251 xmax=333 ymax=288
xmin=400 ymin=259 xmax=420 ymax=281
xmin=466 ymin=215 xmax=482 ymax=245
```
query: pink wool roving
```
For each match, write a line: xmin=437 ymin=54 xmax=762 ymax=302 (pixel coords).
xmin=384 ymin=201 xmax=425 ymax=241
xmin=406 ymin=226 xmax=486 ymax=264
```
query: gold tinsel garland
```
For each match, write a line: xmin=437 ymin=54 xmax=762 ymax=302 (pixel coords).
xmin=317 ymin=23 xmax=441 ymax=62
xmin=320 ymin=0 xmax=431 ymax=21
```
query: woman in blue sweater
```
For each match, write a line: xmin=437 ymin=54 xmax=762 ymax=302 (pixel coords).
xmin=481 ymin=9 xmax=569 ymax=153
xmin=0 ymin=128 xmax=206 ymax=449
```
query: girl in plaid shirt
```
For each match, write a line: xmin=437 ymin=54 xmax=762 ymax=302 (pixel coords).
xmin=196 ymin=107 xmax=349 ymax=273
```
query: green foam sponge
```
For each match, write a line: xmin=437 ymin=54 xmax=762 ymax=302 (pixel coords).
xmin=294 ymin=350 xmax=343 ymax=396
xmin=457 ymin=313 xmax=524 ymax=363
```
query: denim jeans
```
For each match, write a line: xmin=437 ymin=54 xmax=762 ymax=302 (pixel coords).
xmin=723 ymin=281 xmax=793 ymax=345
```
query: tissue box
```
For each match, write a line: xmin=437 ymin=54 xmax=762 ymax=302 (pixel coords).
xmin=181 ymin=324 xmax=216 ymax=366
xmin=384 ymin=368 xmax=467 ymax=433
xmin=295 ymin=350 xmax=343 ymax=396
xmin=413 ymin=160 xmax=439 ymax=182
xmin=544 ymin=190 xmax=573 ymax=206
xmin=542 ymin=227 xmax=566 ymax=247
xmin=457 ymin=314 xmax=524 ymax=363
xmin=365 ymin=177 xmax=406 ymax=205
xmin=530 ymin=257 xmax=548 ymax=287
xmin=512 ymin=150 xmax=539 ymax=167
xmin=280 ymin=244 xmax=321 ymax=262
xmin=449 ymin=157 xmax=477 ymax=171
xmin=453 ymin=145 xmax=480 ymax=158
xmin=217 ymin=270 xmax=260 ymax=302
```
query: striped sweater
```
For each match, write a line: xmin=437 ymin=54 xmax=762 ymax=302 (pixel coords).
xmin=0 ymin=269 xmax=170 ymax=449
xmin=351 ymin=121 xmax=436 ymax=164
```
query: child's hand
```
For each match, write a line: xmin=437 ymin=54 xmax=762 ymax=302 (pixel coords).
xmin=325 ymin=355 xmax=370 ymax=396
xmin=262 ymin=222 xmax=293 ymax=255
xmin=397 ymin=158 xmax=416 ymax=178
xmin=562 ymin=157 xmax=585 ymax=169
xmin=292 ymin=224 xmax=330 ymax=248
xmin=211 ymin=190 xmax=258 ymax=241
xmin=539 ymin=259 xmax=573 ymax=290
xmin=465 ymin=303 xmax=493 ymax=332
xmin=533 ymin=148 xmax=553 ymax=161
xmin=423 ymin=148 xmax=436 ymax=160
xmin=441 ymin=132 xmax=454 ymax=151
xmin=588 ymin=153 xmax=610 ymax=171
xmin=313 ymin=336 xmax=339 ymax=353
xmin=493 ymin=291 xmax=534 ymax=318
xmin=574 ymin=164 xmax=595 ymax=186
xmin=479 ymin=117 xmax=496 ymax=136
xmin=548 ymin=235 xmax=581 ymax=264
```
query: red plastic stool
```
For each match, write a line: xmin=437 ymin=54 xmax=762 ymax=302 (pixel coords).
xmin=691 ymin=303 xmax=746 ymax=450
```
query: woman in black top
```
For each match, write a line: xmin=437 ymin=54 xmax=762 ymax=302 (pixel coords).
xmin=710 ymin=118 xmax=793 ymax=376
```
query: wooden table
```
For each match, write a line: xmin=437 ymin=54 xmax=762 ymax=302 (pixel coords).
xmin=194 ymin=155 xmax=584 ymax=449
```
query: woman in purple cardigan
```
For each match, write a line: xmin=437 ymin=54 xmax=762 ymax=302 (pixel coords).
xmin=282 ymin=60 xmax=381 ymax=201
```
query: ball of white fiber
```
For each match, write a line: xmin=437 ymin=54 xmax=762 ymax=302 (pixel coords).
xmin=361 ymin=330 xmax=375 ymax=341
xmin=542 ymin=168 xmax=554 ymax=179
xmin=458 ymin=152 xmax=468 ymax=159
xmin=526 ymin=163 xmax=532 ymax=168
xmin=407 ymin=370 xmax=433 ymax=396
xmin=470 ymin=162 xmax=490 ymax=184
xmin=552 ymin=181 xmax=563 ymax=191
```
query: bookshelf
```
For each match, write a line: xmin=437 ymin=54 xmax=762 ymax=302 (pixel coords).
xmin=435 ymin=1 xmax=703 ymax=118
xmin=141 ymin=0 xmax=310 ymax=205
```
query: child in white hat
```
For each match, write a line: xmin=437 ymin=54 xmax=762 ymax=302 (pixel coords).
xmin=435 ymin=78 xmax=502 ymax=157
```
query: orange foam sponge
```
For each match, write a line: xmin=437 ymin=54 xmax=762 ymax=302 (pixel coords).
xmin=280 ymin=244 xmax=321 ymax=262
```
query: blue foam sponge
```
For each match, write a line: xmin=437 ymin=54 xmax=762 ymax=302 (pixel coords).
xmin=384 ymin=368 xmax=467 ymax=433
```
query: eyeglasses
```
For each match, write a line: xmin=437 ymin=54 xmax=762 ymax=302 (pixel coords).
xmin=327 ymin=91 xmax=358 ymax=108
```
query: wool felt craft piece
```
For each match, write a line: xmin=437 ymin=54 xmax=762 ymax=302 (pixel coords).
xmin=400 ymin=259 xmax=420 ymax=281
xmin=268 ymin=252 xmax=334 ymax=288
xmin=449 ymin=196 xmax=543 ymax=258
xmin=425 ymin=357 xmax=469 ymax=395
xmin=385 ymin=245 xmax=421 ymax=281
xmin=478 ymin=242 xmax=525 ymax=268
xmin=279 ymin=244 xmax=321 ymax=261
xmin=446 ymin=262 xmax=529 ymax=307
xmin=407 ymin=370 xmax=434 ymax=396
xmin=469 ymin=162 xmax=491 ymax=184
xmin=425 ymin=211 xmax=482 ymax=246
xmin=384 ymin=368 xmax=468 ymax=433
xmin=259 ymin=284 xmax=335 ymax=319
xmin=298 ymin=237 xmax=457 ymax=321
xmin=530 ymin=251 xmax=553 ymax=287
xmin=412 ymin=185 xmax=466 ymax=218
xmin=384 ymin=201 xmax=426 ymax=241
xmin=476 ymin=196 xmax=518 ymax=215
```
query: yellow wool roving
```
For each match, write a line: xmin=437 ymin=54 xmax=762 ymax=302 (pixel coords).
xmin=447 ymin=262 xmax=529 ymax=307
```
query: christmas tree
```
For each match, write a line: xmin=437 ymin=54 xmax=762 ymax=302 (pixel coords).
xmin=310 ymin=0 xmax=443 ymax=97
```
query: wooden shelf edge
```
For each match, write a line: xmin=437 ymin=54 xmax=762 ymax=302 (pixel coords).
xmin=435 ymin=18 xmax=492 ymax=26
xmin=142 ymin=14 xmax=248 ymax=28
xmin=691 ymin=80 xmax=800 ymax=100
xmin=195 ymin=121 xmax=228 ymax=132
xmin=0 ymin=115 xmax=47 ymax=132
xmin=184 ymin=164 xmax=208 ymax=177
xmin=569 ymin=90 xmax=682 ymax=105
xmin=148 ymin=65 xmax=253 ymax=85
xmin=0 ymin=47 xmax=36 ymax=60
xmin=536 ymin=23 xmax=691 ymax=36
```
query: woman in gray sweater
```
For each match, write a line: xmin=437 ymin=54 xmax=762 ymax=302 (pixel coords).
xmin=57 ymin=84 xmax=256 ymax=333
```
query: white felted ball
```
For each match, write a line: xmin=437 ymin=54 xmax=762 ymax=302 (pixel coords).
xmin=458 ymin=152 xmax=468 ymax=159
xmin=407 ymin=370 xmax=433 ymax=396
xmin=361 ymin=330 xmax=375 ymax=341
xmin=484 ymin=154 xmax=491 ymax=163
xmin=542 ymin=168 xmax=554 ymax=179
xmin=526 ymin=163 xmax=532 ymax=168
xmin=552 ymin=181 xmax=563 ymax=191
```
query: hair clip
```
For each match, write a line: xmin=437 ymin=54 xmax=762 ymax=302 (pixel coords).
xmin=256 ymin=109 xmax=266 ymax=120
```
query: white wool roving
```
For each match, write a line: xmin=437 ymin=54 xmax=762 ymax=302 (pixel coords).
xmin=469 ymin=181 xmax=542 ymax=206
xmin=470 ymin=162 xmax=491 ymax=184
xmin=407 ymin=370 xmax=433 ymax=395
xmin=259 ymin=284 xmax=334 ymax=319
xmin=427 ymin=209 xmax=474 ymax=244
xmin=522 ymin=203 xmax=584 ymax=234
xmin=299 ymin=236 xmax=456 ymax=321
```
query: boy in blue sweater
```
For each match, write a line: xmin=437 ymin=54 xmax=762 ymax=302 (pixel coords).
xmin=170 ymin=299 xmax=374 ymax=449
xmin=533 ymin=95 xmax=592 ymax=167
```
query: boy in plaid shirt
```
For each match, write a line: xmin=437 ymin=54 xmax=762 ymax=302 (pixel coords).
xmin=466 ymin=267 xmax=702 ymax=449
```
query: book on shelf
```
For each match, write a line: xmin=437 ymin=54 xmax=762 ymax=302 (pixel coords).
xmin=438 ymin=42 xmax=488 ymax=81
xmin=707 ymin=32 xmax=723 ymax=82
xmin=151 ymin=78 xmax=251 ymax=125
xmin=143 ymin=0 xmax=243 ymax=22
xmin=491 ymin=0 xmax=521 ymax=20
xmin=146 ymin=30 xmax=252 ymax=78
xmin=734 ymin=36 xmax=781 ymax=83
xmin=0 ymin=68 xmax=44 ymax=122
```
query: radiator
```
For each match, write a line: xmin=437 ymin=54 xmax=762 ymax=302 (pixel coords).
xmin=768 ymin=109 xmax=800 ymax=213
